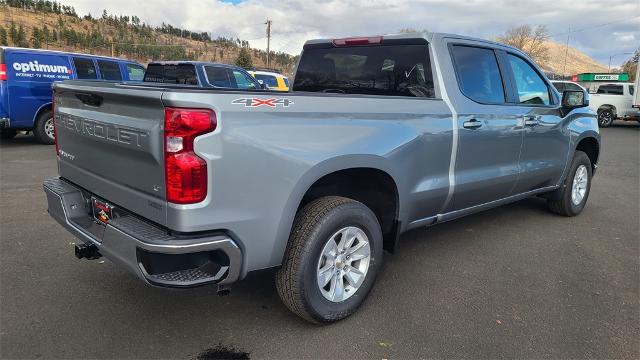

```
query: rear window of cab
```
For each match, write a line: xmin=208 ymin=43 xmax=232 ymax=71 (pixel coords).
xmin=143 ymin=64 xmax=198 ymax=85
xmin=293 ymin=43 xmax=435 ymax=98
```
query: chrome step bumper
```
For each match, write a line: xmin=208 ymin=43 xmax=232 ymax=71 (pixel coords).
xmin=43 ymin=177 xmax=242 ymax=287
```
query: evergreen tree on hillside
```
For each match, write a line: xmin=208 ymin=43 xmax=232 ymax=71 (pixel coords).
xmin=0 ymin=26 xmax=7 ymax=46
xmin=235 ymin=47 xmax=253 ymax=69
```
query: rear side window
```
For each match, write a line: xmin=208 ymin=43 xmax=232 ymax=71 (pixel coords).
xmin=126 ymin=64 xmax=145 ymax=81
xmin=205 ymin=66 xmax=232 ymax=87
xmin=597 ymin=85 xmax=623 ymax=95
xmin=97 ymin=60 xmax=122 ymax=81
xmin=629 ymin=85 xmax=634 ymax=96
xmin=72 ymin=57 xmax=97 ymax=79
xmin=294 ymin=44 xmax=435 ymax=97
xmin=143 ymin=64 xmax=198 ymax=85
xmin=451 ymin=45 xmax=505 ymax=104
xmin=507 ymin=54 xmax=551 ymax=105
xmin=283 ymin=78 xmax=290 ymax=87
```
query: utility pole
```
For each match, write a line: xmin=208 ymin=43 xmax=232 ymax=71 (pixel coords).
xmin=111 ymin=41 xmax=115 ymax=57
xmin=562 ymin=26 xmax=570 ymax=79
xmin=265 ymin=20 xmax=272 ymax=68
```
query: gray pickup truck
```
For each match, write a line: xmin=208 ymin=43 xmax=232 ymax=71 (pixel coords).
xmin=44 ymin=32 xmax=600 ymax=323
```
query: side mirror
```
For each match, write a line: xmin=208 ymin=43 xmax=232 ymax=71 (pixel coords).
xmin=562 ymin=90 xmax=589 ymax=109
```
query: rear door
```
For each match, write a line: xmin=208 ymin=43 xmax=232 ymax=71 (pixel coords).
xmin=503 ymin=52 xmax=569 ymax=193
xmin=446 ymin=42 xmax=524 ymax=210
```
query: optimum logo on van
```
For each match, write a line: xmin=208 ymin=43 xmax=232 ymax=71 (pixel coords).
xmin=12 ymin=61 xmax=72 ymax=79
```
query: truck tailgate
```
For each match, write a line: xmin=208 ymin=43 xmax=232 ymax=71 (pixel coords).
xmin=54 ymin=81 xmax=167 ymax=225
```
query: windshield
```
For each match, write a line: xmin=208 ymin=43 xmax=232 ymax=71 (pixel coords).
xmin=293 ymin=44 xmax=435 ymax=97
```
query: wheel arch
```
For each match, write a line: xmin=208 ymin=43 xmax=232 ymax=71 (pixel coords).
xmin=32 ymin=102 xmax=53 ymax=128
xmin=271 ymin=155 xmax=402 ymax=267
xmin=597 ymin=104 xmax=617 ymax=116
xmin=575 ymin=136 xmax=600 ymax=170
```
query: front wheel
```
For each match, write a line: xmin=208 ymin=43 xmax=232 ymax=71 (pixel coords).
xmin=597 ymin=109 xmax=614 ymax=127
xmin=276 ymin=196 xmax=382 ymax=323
xmin=547 ymin=150 xmax=592 ymax=216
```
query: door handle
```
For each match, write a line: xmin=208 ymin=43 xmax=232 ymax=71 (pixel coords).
xmin=523 ymin=115 xmax=540 ymax=126
xmin=463 ymin=119 xmax=482 ymax=129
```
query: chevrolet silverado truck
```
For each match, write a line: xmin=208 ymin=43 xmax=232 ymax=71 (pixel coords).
xmin=44 ymin=32 xmax=600 ymax=323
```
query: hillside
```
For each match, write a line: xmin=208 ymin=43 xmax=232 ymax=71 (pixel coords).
xmin=0 ymin=2 xmax=298 ymax=75
xmin=539 ymin=40 xmax=608 ymax=76
xmin=0 ymin=2 xmax=608 ymax=79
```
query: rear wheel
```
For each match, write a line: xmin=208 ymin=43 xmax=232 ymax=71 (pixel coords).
xmin=0 ymin=129 xmax=17 ymax=140
xmin=33 ymin=110 xmax=54 ymax=145
xmin=597 ymin=109 xmax=614 ymax=127
xmin=547 ymin=150 xmax=592 ymax=216
xmin=276 ymin=196 xmax=382 ymax=323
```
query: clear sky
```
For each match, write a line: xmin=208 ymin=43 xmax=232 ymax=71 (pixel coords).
xmin=62 ymin=0 xmax=639 ymax=68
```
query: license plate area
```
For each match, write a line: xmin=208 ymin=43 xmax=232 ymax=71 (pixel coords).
xmin=92 ymin=197 xmax=114 ymax=225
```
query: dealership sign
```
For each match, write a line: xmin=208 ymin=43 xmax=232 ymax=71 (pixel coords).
xmin=575 ymin=73 xmax=630 ymax=82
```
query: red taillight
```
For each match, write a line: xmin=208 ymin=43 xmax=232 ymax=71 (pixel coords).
xmin=332 ymin=36 xmax=383 ymax=47
xmin=164 ymin=107 xmax=216 ymax=204
xmin=572 ymin=74 xmax=578 ymax=82
xmin=0 ymin=64 xmax=6 ymax=81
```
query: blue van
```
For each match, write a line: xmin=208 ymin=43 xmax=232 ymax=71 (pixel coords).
xmin=0 ymin=47 xmax=145 ymax=144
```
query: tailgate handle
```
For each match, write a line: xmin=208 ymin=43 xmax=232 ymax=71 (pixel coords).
xmin=75 ymin=93 xmax=103 ymax=107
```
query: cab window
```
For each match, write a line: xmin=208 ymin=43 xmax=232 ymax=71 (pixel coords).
xmin=255 ymin=74 xmax=278 ymax=88
xmin=451 ymin=45 xmax=505 ymax=103
xmin=126 ymin=64 xmax=145 ymax=81
xmin=507 ymin=54 xmax=551 ymax=105
xmin=232 ymin=70 xmax=257 ymax=90
xmin=97 ymin=60 xmax=122 ymax=81
xmin=72 ymin=57 xmax=97 ymax=79
xmin=596 ymin=84 xmax=623 ymax=95
xmin=205 ymin=66 xmax=232 ymax=87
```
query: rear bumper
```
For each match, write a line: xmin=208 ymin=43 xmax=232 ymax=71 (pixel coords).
xmin=43 ymin=177 xmax=242 ymax=287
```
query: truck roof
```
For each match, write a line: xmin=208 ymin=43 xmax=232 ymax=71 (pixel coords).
xmin=148 ymin=60 xmax=245 ymax=70
xmin=0 ymin=46 xmax=141 ymax=64
xmin=304 ymin=31 xmax=525 ymax=56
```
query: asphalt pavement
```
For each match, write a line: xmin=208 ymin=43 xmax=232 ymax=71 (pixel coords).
xmin=1 ymin=122 xmax=638 ymax=359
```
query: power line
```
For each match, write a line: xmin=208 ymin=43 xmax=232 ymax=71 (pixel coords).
xmin=549 ymin=15 xmax=640 ymax=38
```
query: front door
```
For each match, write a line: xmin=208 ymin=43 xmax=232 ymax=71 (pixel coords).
xmin=503 ymin=52 xmax=569 ymax=193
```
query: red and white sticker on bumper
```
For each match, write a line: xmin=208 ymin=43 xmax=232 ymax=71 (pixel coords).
xmin=232 ymin=98 xmax=294 ymax=108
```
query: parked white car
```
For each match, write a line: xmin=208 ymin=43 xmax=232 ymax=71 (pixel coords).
xmin=633 ymin=67 xmax=639 ymax=109
xmin=588 ymin=83 xmax=639 ymax=127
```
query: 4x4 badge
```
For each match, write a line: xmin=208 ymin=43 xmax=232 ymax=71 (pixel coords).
xmin=232 ymin=98 xmax=293 ymax=108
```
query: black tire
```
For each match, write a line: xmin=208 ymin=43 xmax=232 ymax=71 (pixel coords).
xmin=547 ymin=151 xmax=592 ymax=217
xmin=597 ymin=109 xmax=614 ymax=128
xmin=33 ymin=110 xmax=54 ymax=145
xmin=276 ymin=196 xmax=383 ymax=323
xmin=0 ymin=129 xmax=17 ymax=140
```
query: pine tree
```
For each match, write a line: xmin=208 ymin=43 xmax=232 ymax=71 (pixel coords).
xmin=235 ymin=47 xmax=253 ymax=69
xmin=0 ymin=26 xmax=7 ymax=46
